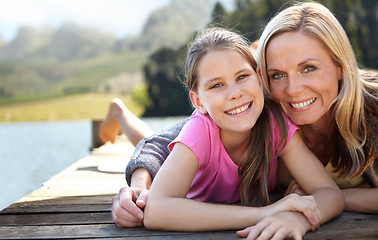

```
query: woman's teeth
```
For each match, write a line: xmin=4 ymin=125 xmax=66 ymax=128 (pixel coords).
xmin=290 ymin=98 xmax=315 ymax=109
xmin=226 ymin=103 xmax=251 ymax=115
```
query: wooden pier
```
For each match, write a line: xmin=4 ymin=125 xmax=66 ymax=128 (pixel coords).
xmin=1 ymin=135 xmax=377 ymax=239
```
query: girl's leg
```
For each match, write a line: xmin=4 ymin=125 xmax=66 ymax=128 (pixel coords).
xmin=99 ymin=98 xmax=154 ymax=147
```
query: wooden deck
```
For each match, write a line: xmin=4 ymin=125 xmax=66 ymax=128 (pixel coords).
xmin=1 ymin=135 xmax=377 ymax=239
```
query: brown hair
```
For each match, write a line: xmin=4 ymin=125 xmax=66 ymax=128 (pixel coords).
xmin=185 ymin=28 xmax=288 ymax=205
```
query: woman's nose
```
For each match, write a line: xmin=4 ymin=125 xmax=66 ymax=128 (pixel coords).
xmin=285 ymin=73 xmax=304 ymax=96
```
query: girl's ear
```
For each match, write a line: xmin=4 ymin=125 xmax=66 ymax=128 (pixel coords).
xmin=189 ymin=90 xmax=207 ymax=114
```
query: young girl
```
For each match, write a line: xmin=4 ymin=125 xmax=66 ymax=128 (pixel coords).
xmin=143 ymin=28 xmax=343 ymax=236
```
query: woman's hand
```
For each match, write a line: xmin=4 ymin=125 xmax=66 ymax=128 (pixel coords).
xmin=284 ymin=180 xmax=306 ymax=196
xmin=268 ymin=193 xmax=320 ymax=230
xmin=236 ymin=211 xmax=311 ymax=240
xmin=111 ymin=186 xmax=149 ymax=227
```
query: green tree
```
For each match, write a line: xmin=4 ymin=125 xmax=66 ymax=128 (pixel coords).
xmin=142 ymin=47 xmax=192 ymax=117
xmin=208 ymin=2 xmax=228 ymax=27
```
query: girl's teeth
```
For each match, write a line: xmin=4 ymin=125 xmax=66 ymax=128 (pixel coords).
xmin=227 ymin=103 xmax=250 ymax=115
xmin=291 ymin=98 xmax=315 ymax=109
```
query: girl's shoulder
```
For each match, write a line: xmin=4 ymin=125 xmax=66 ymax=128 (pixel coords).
xmin=185 ymin=110 xmax=218 ymax=132
xmin=269 ymin=110 xmax=299 ymax=155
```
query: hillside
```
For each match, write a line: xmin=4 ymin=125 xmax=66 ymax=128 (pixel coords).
xmin=0 ymin=0 xmax=227 ymax=106
xmin=123 ymin=0 xmax=217 ymax=50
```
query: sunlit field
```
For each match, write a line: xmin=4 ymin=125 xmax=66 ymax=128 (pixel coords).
xmin=0 ymin=93 xmax=144 ymax=122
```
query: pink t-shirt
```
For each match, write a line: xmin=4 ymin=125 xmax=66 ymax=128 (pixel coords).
xmin=168 ymin=110 xmax=299 ymax=204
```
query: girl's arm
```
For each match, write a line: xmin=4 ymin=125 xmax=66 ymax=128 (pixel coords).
xmin=281 ymin=132 xmax=345 ymax=225
xmin=237 ymin=132 xmax=345 ymax=239
xmin=143 ymin=143 xmax=319 ymax=231
xmin=144 ymin=143 xmax=262 ymax=231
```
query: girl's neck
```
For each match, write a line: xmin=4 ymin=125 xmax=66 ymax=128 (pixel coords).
xmin=220 ymin=129 xmax=251 ymax=165
xmin=300 ymin=113 xmax=335 ymax=165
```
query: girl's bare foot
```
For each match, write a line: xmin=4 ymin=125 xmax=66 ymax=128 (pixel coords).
xmin=99 ymin=98 xmax=124 ymax=144
xmin=99 ymin=98 xmax=153 ymax=146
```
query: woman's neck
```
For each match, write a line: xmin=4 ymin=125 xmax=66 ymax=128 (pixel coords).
xmin=220 ymin=130 xmax=251 ymax=165
xmin=300 ymin=113 xmax=335 ymax=165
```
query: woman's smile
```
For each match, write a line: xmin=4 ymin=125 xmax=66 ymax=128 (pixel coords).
xmin=289 ymin=98 xmax=316 ymax=110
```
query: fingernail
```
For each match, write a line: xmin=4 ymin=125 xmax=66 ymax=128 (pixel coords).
xmin=138 ymin=213 xmax=143 ymax=220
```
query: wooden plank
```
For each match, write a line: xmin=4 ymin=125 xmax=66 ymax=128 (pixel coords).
xmin=0 ymin=212 xmax=113 ymax=226
xmin=1 ymin=214 xmax=377 ymax=240
xmin=0 ymin=224 xmax=239 ymax=239
xmin=1 ymin=136 xmax=377 ymax=240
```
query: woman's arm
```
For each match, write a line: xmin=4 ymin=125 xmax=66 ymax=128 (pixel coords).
xmin=343 ymin=188 xmax=378 ymax=213
xmin=112 ymin=168 xmax=152 ymax=227
xmin=125 ymin=119 xmax=188 ymax=185
xmin=283 ymin=180 xmax=378 ymax=213
xmin=144 ymin=143 xmax=320 ymax=231
xmin=281 ymin=132 xmax=344 ymax=225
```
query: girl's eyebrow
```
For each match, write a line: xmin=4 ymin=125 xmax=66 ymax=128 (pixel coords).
xmin=202 ymin=76 xmax=221 ymax=88
xmin=236 ymin=68 xmax=253 ymax=74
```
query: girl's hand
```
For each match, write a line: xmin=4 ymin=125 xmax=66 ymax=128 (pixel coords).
xmin=284 ymin=180 xmax=306 ymax=196
xmin=236 ymin=212 xmax=310 ymax=240
xmin=268 ymin=193 xmax=320 ymax=230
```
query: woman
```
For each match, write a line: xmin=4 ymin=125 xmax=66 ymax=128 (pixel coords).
xmin=107 ymin=1 xmax=377 ymax=232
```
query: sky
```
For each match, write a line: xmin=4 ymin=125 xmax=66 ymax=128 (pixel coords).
xmin=0 ymin=0 xmax=173 ymax=42
xmin=0 ymin=0 xmax=235 ymax=42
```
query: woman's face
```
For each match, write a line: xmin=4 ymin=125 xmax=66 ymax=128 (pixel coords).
xmin=266 ymin=31 xmax=342 ymax=126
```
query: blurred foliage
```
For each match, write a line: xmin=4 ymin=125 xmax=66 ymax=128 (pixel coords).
xmin=141 ymin=0 xmax=377 ymax=116
xmin=142 ymin=47 xmax=192 ymax=117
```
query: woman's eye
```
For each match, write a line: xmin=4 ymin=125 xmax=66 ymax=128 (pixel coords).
xmin=271 ymin=73 xmax=285 ymax=80
xmin=304 ymin=65 xmax=316 ymax=73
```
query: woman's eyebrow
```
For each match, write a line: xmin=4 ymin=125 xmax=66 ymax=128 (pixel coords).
xmin=297 ymin=58 xmax=318 ymax=67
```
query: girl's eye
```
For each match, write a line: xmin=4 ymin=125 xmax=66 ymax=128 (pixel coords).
xmin=304 ymin=65 xmax=316 ymax=73
xmin=237 ymin=74 xmax=248 ymax=81
xmin=210 ymin=83 xmax=222 ymax=89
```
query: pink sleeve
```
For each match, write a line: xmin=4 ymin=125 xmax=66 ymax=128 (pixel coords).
xmin=271 ymin=114 xmax=299 ymax=156
xmin=168 ymin=112 xmax=211 ymax=167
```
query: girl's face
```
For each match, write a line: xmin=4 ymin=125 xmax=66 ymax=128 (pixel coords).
xmin=266 ymin=31 xmax=342 ymax=126
xmin=190 ymin=49 xmax=264 ymax=135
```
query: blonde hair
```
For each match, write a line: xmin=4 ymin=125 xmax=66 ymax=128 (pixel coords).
xmin=257 ymin=1 xmax=377 ymax=177
xmin=185 ymin=28 xmax=287 ymax=205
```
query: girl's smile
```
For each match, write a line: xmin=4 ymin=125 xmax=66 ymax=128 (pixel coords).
xmin=190 ymin=49 xmax=264 ymax=135
xmin=225 ymin=102 xmax=252 ymax=115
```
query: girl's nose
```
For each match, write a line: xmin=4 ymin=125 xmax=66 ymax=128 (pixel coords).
xmin=228 ymin=85 xmax=243 ymax=100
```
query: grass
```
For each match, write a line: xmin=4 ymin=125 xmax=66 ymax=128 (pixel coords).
xmin=0 ymin=93 xmax=144 ymax=122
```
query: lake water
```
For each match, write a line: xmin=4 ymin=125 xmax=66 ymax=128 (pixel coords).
xmin=0 ymin=116 xmax=187 ymax=211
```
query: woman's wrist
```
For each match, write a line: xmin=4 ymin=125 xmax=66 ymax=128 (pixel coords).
xmin=130 ymin=168 xmax=152 ymax=189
